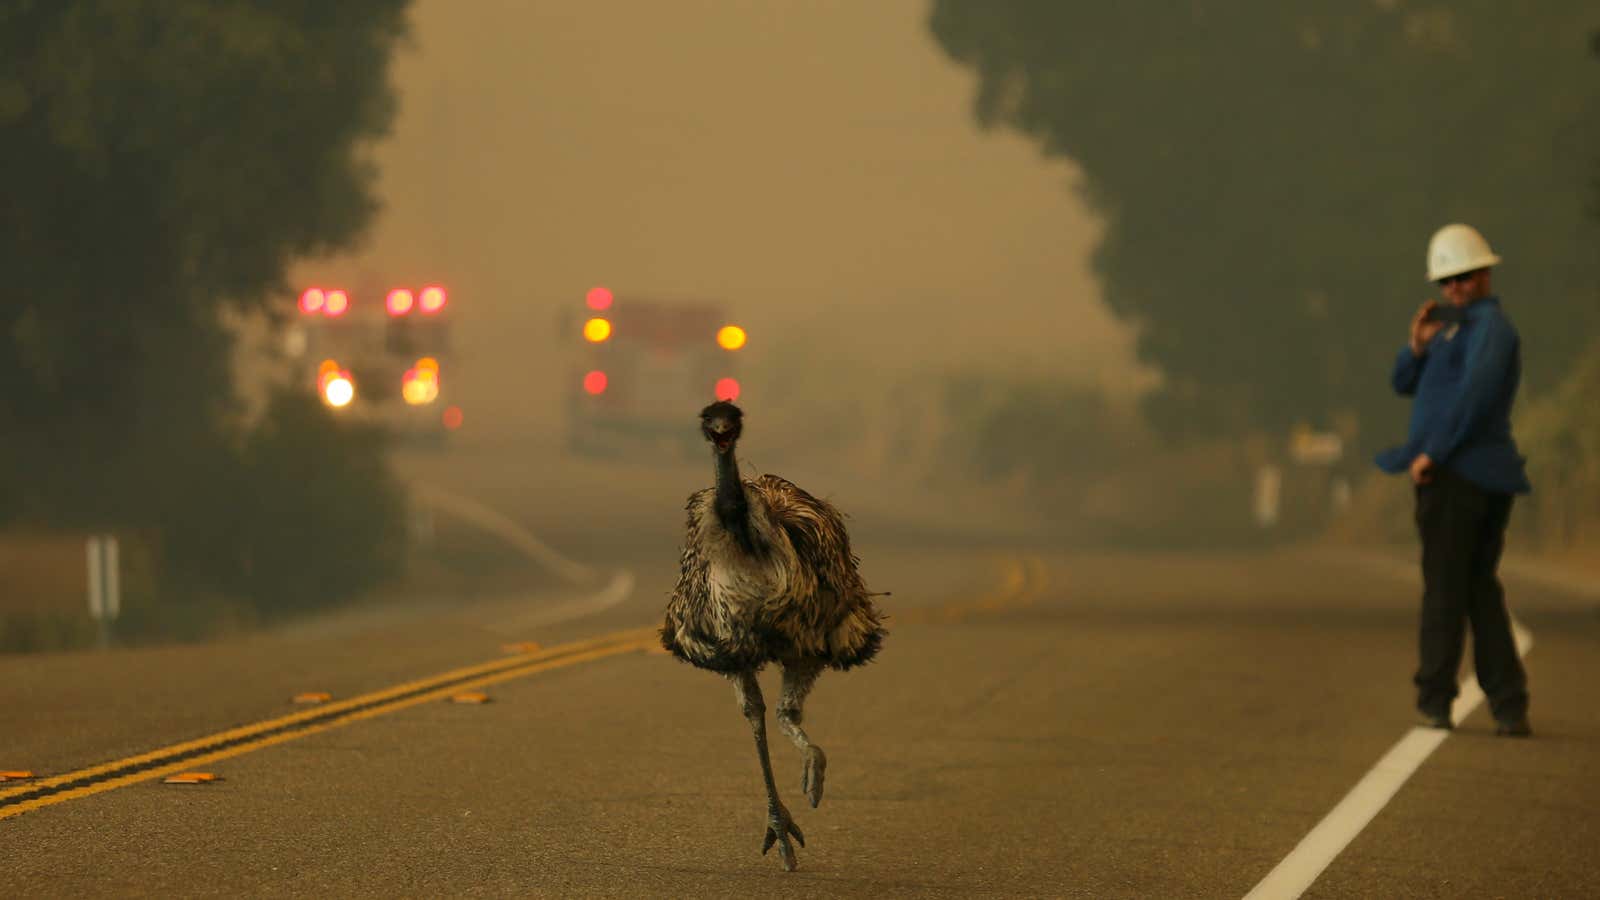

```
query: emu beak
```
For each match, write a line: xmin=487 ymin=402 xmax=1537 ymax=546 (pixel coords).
xmin=707 ymin=419 xmax=735 ymax=451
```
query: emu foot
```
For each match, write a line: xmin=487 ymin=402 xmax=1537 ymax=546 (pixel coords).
xmin=801 ymin=745 xmax=827 ymax=808
xmin=761 ymin=803 xmax=806 ymax=871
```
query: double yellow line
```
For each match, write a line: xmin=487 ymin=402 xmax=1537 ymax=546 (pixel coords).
xmin=4 ymin=555 xmax=1046 ymax=823
xmin=0 ymin=627 xmax=658 ymax=822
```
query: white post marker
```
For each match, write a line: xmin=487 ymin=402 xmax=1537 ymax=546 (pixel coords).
xmin=86 ymin=535 xmax=121 ymax=646
xmin=104 ymin=535 xmax=120 ymax=619
xmin=87 ymin=535 xmax=105 ymax=620
xmin=1254 ymin=465 xmax=1282 ymax=528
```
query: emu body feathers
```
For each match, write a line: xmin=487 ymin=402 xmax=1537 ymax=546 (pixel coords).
xmin=661 ymin=474 xmax=885 ymax=673
xmin=659 ymin=400 xmax=885 ymax=872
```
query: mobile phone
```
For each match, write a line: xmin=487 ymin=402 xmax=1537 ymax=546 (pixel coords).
xmin=1425 ymin=305 xmax=1467 ymax=324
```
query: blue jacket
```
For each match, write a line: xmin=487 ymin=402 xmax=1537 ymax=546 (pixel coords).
xmin=1374 ymin=296 xmax=1531 ymax=495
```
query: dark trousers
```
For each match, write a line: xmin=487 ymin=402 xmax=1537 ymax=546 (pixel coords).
xmin=1413 ymin=468 xmax=1528 ymax=721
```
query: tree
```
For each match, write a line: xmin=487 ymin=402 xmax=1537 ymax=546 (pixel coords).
xmin=930 ymin=2 xmax=1600 ymax=445
xmin=0 ymin=2 xmax=411 ymax=617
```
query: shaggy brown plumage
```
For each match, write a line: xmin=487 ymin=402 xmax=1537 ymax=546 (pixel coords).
xmin=659 ymin=401 xmax=886 ymax=872
xmin=661 ymin=473 xmax=885 ymax=673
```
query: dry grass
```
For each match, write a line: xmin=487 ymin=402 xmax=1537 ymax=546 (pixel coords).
xmin=0 ymin=532 xmax=87 ymax=617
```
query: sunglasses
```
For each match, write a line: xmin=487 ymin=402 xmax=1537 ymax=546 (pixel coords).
xmin=1436 ymin=271 xmax=1478 ymax=287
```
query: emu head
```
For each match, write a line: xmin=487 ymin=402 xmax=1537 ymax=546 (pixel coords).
xmin=700 ymin=401 xmax=743 ymax=453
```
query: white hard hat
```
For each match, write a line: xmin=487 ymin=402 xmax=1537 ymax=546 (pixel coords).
xmin=1426 ymin=223 xmax=1501 ymax=282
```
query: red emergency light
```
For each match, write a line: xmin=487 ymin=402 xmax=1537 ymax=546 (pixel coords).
xmin=386 ymin=289 xmax=415 ymax=316
xmin=419 ymin=286 xmax=447 ymax=314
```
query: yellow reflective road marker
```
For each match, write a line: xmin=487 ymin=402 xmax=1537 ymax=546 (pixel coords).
xmin=0 ymin=772 xmax=33 ymax=782
xmin=0 ymin=626 xmax=649 ymax=809
xmin=292 ymin=692 xmax=332 ymax=705
xmin=161 ymin=773 xmax=218 ymax=785
xmin=449 ymin=692 xmax=491 ymax=704
xmin=501 ymin=641 xmax=542 ymax=655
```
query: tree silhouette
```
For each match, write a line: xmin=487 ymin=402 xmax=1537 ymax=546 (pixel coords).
xmin=0 ymin=1 xmax=408 ymax=521
xmin=931 ymin=2 xmax=1600 ymax=444
xmin=0 ymin=2 xmax=411 ymax=620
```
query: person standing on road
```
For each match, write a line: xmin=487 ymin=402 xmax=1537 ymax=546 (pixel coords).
xmin=1375 ymin=223 xmax=1532 ymax=737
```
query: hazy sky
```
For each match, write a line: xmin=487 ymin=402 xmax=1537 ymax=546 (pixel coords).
xmin=300 ymin=0 xmax=1147 ymax=437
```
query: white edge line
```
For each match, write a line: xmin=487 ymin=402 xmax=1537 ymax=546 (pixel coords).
xmin=1244 ymin=561 xmax=1535 ymax=900
xmin=486 ymin=570 xmax=637 ymax=635
xmin=412 ymin=481 xmax=598 ymax=586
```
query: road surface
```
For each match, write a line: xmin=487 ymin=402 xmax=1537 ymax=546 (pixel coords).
xmin=2 ymin=444 xmax=1596 ymax=898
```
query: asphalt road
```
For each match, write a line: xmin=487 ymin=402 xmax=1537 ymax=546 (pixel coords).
xmin=2 ymin=446 xmax=1596 ymax=898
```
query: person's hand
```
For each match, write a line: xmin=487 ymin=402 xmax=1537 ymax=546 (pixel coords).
xmin=1410 ymin=453 xmax=1434 ymax=485
xmin=1410 ymin=300 xmax=1444 ymax=356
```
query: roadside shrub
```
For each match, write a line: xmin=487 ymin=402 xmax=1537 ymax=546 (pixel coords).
xmin=161 ymin=388 xmax=405 ymax=621
xmin=1515 ymin=336 xmax=1600 ymax=549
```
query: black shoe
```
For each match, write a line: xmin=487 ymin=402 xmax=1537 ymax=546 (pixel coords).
xmin=1418 ymin=709 xmax=1452 ymax=730
xmin=1495 ymin=717 xmax=1532 ymax=738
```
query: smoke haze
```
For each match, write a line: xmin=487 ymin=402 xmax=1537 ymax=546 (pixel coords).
xmin=297 ymin=0 xmax=1147 ymax=445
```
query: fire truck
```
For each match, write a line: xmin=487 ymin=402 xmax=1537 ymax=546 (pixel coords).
xmin=565 ymin=286 xmax=745 ymax=457
xmin=289 ymin=283 xmax=463 ymax=441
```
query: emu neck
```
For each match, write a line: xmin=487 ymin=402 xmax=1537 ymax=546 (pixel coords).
xmin=714 ymin=445 xmax=759 ymax=555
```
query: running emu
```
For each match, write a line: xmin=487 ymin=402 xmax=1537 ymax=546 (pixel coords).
xmin=660 ymin=401 xmax=887 ymax=872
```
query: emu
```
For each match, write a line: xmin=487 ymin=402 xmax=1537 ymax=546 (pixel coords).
xmin=660 ymin=401 xmax=887 ymax=872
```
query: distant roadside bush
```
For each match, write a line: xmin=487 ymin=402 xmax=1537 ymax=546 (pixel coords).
xmin=926 ymin=373 xmax=1269 ymax=543
xmin=937 ymin=374 xmax=1128 ymax=490
xmin=162 ymin=388 xmax=405 ymax=621
xmin=0 ymin=611 xmax=97 ymax=654
xmin=1515 ymin=337 xmax=1600 ymax=549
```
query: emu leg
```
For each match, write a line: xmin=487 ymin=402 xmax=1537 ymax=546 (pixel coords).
xmin=732 ymin=670 xmax=805 ymax=871
xmin=777 ymin=660 xmax=827 ymax=808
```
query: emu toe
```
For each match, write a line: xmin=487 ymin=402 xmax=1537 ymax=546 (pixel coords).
xmin=761 ymin=804 xmax=806 ymax=871
xmin=801 ymin=745 xmax=827 ymax=808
